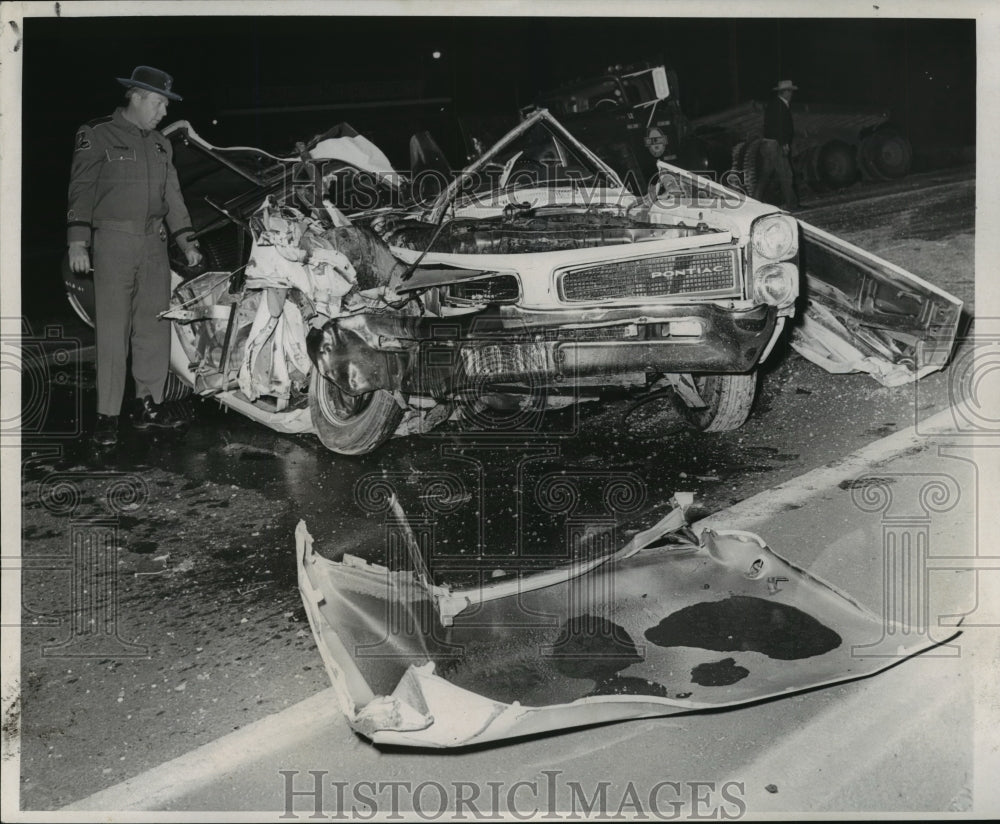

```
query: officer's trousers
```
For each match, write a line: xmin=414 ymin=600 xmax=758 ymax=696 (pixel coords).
xmin=92 ymin=228 xmax=170 ymax=416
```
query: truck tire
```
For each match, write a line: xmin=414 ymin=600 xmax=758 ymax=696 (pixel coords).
xmin=730 ymin=141 xmax=748 ymax=193
xmin=858 ymin=135 xmax=884 ymax=181
xmin=869 ymin=127 xmax=912 ymax=179
xmin=309 ymin=370 xmax=402 ymax=456
xmin=742 ymin=139 xmax=763 ymax=199
xmin=816 ymin=140 xmax=857 ymax=189
xmin=678 ymin=372 xmax=757 ymax=432
xmin=801 ymin=146 xmax=823 ymax=188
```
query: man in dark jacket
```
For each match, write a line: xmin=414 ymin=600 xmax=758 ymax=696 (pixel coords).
xmin=67 ymin=66 xmax=203 ymax=445
xmin=753 ymin=79 xmax=799 ymax=209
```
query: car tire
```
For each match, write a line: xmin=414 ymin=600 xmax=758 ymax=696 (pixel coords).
xmin=309 ymin=370 xmax=403 ymax=456
xmin=679 ymin=372 xmax=757 ymax=432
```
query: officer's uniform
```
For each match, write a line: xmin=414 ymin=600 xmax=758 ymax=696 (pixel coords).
xmin=67 ymin=107 xmax=197 ymax=417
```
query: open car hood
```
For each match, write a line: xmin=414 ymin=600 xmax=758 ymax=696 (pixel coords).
xmin=296 ymin=496 xmax=955 ymax=748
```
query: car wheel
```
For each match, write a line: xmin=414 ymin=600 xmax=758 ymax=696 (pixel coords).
xmin=678 ymin=372 xmax=757 ymax=432
xmin=309 ymin=370 xmax=403 ymax=456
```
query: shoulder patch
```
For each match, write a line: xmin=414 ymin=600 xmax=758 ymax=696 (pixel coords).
xmin=85 ymin=115 xmax=114 ymax=129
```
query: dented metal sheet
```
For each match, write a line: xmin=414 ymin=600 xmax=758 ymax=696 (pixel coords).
xmin=657 ymin=161 xmax=964 ymax=388
xmin=792 ymin=221 xmax=963 ymax=387
xmin=295 ymin=499 xmax=951 ymax=748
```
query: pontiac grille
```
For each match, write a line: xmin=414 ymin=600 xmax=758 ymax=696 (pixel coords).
xmin=559 ymin=250 xmax=738 ymax=302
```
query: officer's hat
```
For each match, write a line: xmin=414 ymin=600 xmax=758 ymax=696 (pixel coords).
xmin=116 ymin=66 xmax=182 ymax=101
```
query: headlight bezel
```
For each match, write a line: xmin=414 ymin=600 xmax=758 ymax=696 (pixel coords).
xmin=751 ymin=214 xmax=799 ymax=261
xmin=752 ymin=262 xmax=798 ymax=308
xmin=748 ymin=213 xmax=800 ymax=310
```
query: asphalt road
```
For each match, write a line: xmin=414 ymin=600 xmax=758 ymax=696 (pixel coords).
xmin=63 ymin=430 xmax=989 ymax=815
xmin=14 ymin=167 xmax=979 ymax=810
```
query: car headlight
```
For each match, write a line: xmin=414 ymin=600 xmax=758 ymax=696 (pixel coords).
xmin=752 ymin=262 xmax=798 ymax=308
xmin=751 ymin=214 xmax=798 ymax=260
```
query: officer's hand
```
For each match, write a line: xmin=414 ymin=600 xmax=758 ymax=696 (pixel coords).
xmin=68 ymin=242 xmax=91 ymax=274
xmin=184 ymin=246 xmax=204 ymax=268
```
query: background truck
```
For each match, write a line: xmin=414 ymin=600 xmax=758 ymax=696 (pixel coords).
xmin=692 ymin=100 xmax=913 ymax=193
xmin=527 ymin=64 xmax=913 ymax=197
xmin=523 ymin=64 xmax=736 ymax=190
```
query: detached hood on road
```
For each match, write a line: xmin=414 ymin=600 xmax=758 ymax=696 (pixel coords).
xmin=296 ymin=495 xmax=955 ymax=748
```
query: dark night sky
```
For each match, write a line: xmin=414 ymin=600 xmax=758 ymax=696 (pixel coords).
xmin=20 ymin=14 xmax=975 ymax=264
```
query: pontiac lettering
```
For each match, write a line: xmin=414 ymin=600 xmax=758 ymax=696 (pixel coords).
xmin=651 ymin=264 xmax=729 ymax=279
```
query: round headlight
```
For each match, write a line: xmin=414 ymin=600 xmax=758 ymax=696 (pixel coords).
xmin=753 ymin=262 xmax=798 ymax=308
xmin=752 ymin=215 xmax=798 ymax=260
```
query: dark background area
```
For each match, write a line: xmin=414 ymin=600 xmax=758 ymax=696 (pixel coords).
xmin=20 ymin=14 xmax=975 ymax=324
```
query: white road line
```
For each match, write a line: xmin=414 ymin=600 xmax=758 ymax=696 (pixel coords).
xmin=694 ymin=406 xmax=959 ymax=532
xmin=62 ymin=688 xmax=343 ymax=812
xmin=61 ymin=406 xmax=962 ymax=813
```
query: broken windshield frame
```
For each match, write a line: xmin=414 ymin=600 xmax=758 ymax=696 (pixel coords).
xmin=430 ymin=109 xmax=626 ymax=222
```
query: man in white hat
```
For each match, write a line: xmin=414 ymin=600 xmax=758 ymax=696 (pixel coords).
xmin=67 ymin=66 xmax=203 ymax=445
xmin=753 ymin=79 xmax=799 ymax=209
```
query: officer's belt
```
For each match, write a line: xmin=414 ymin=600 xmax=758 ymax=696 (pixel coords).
xmin=93 ymin=218 xmax=166 ymax=235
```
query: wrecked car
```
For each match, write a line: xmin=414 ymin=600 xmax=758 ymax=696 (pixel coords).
xmin=63 ymin=110 xmax=963 ymax=455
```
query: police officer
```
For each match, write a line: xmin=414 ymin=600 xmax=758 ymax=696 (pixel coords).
xmin=67 ymin=66 xmax=203 ymax=446
xmin=754 ymin=79 xmax=800 ymax=210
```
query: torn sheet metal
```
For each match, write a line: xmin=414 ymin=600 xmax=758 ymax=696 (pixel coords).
xmin=296 ymin=498 xmax=950 ymax=748
xmin=793 ymin=221 xmax=964 ymax=387
xmin=653 ymin=162 xmax=964 ymax=387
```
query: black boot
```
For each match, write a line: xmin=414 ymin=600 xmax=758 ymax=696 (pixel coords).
xmin=92 ymin=414 xmax=119 ymax=445
xmin=133 ymin=397 xmax=185 ymax=430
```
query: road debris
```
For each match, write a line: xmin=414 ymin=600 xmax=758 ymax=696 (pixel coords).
xmin=295 ymin=494 xmax=956 ymax=747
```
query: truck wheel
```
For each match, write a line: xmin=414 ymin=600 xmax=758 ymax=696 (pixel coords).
xmin=869 ymin=128 xmax=912 ymax=179
xmin=678 ymin=372 xmax=757 ymax=432
xmin=858 ymin=135 xmax=884 ymax=181
xmin=742 ymin=139 xmax=762 ymax=199
xmin=728 ymin=141 xmax=751 ymax=194
xmin=309 ymin=370 xmax=402 ymax=455
xmin=817 ymin=140 xmax=857 ymax=189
